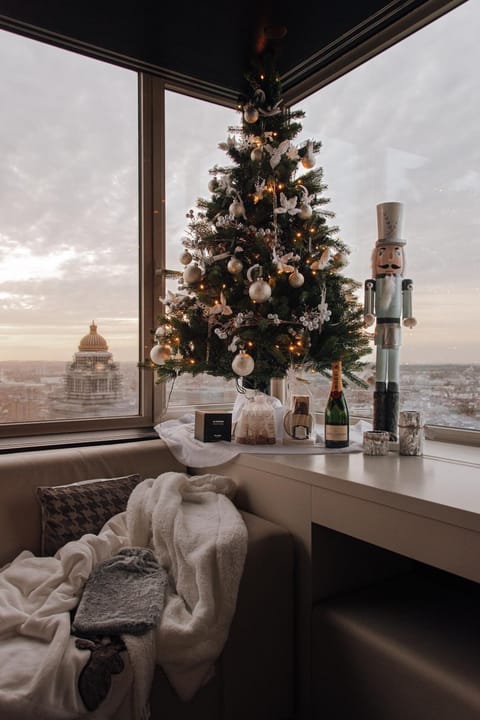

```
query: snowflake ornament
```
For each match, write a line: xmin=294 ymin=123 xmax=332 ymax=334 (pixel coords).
xmin=228 ymin=335 xmax=241 ymax=352
xmin=317 ymin=302 xmax=332 ymax=322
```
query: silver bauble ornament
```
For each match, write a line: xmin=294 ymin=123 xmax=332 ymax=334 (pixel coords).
xmin=231 ymin=351 xmax=255 ymax=377
xmin=288 ymin=269 xmax=305 ymax=288
xmin=150 ymin=343 xmax=172 ymax=365
xmin=250 ymin=147 xmax=263 ymax=162
xmin=227 ymin=257 xmax=243 ymax=274
xmin=179 ymin=249 xmax=193 ymax=265
xmin=249 ymin=279 xmax=272 ymax=302
xmin=208 ymin=177 xmax=218 ymax=193
xmin=244 ymin=106 xmax=259 ymax=124
xmin=183 ymin=263 xmax=202 ymax=284
xmin=298 ymin=203 xmax=313 ymax=219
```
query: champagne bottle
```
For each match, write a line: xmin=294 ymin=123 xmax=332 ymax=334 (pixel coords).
xmin=324 ymin=360 xmax=349 ymax=448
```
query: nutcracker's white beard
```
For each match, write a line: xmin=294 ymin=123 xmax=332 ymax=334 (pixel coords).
xmin=382 ymin=274 xmax=398 ymax=308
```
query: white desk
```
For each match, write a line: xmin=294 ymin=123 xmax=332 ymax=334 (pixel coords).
xmin=192 ymin=440 xmax=480 ymax=719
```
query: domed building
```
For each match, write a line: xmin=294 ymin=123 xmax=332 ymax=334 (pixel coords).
xmin=54 ymin=322 xmax=125 ymax=417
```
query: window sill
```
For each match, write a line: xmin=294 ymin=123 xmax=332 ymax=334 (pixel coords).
xmin=0 ymin=428 xmax=158 ymax=454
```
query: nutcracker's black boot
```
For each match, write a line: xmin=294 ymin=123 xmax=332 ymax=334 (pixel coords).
xmin=386 ymin=382 xmax=400 ymax=441
xmin=373 ymin=382 xmax=387 ymax=432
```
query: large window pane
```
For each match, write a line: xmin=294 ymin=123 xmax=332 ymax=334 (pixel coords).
xmin=164 ymin=91 xmax=238 ymax=406
xmin=0 ymin=31 xmax=139 ymax=424
xmin=296 ymin=0 xmax=479 ymax=430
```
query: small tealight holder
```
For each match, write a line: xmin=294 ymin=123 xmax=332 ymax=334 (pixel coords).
xmin=399 ymin=411 xmax=424 ymax=456
xmin=363 ymin=430 xmax=390 ymax=456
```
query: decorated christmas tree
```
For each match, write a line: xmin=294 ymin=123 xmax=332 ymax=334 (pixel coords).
xmin=150 ymin=54 xmax=370 ymax=393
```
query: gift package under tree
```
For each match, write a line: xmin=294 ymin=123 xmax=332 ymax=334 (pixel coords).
xmin=193 ymin=363 xmax=351 ymax=448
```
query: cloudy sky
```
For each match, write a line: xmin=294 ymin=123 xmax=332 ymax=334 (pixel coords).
xmin=1 ymin=0 xmax=479 ymax=364
xmin=0 ymin=32 xmax=138 ymax=361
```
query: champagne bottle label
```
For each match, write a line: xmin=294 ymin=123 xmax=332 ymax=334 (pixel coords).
xmin=325 ymin=425 xmax=348 ymax=441
xmin=324 ymin=359 xmax=349 ymax=448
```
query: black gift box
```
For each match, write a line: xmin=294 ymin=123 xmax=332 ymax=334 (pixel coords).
xmin=194 ymin=411 xmax=232 ymax=442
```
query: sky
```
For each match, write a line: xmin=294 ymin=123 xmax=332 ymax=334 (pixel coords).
xmin=0 ymin=0 xmax=479 ymax=364
xmin=0 ymin=33 xmax=139 ymax=361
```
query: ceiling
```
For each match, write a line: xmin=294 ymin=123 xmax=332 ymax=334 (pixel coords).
xmin=0 ymin=0 xmax=459 ymax=104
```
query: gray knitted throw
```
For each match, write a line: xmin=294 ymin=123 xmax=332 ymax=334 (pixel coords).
xmin=72 ymin=547 xmax=168 ymax=636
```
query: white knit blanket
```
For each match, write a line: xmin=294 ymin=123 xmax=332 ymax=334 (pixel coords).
xmin=0 ymin=472 xmax=247 ymax=718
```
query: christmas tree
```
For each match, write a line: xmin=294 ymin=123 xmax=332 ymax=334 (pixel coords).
xmin=150 ymin=54 xmax=370 ymax=392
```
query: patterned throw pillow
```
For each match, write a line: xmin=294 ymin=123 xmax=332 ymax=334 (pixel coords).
xmin=37 ymin=474 xmax=142 ymax=556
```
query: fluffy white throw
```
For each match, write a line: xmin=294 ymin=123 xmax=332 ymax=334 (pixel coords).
xmin=0 ymin=514 xmax=130 ymax=720
xmin=0 ymin=471 xmax=247 ymax=718
xmin=126 ymin=471 xmax=248 ymax=700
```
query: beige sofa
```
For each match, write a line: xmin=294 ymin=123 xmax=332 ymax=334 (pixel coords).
xmin=0 ymin=439 xmax=294 ymax=720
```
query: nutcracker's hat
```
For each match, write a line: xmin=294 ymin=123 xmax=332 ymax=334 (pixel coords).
xmin=376 ymin=202 xmax=406 ymax=245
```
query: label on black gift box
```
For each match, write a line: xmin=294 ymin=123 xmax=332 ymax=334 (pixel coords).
xmin=194 ymin=411 xmax=232 ymax=442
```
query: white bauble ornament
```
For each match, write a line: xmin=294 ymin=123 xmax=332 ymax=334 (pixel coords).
xmin=301 ymin=141 xmax=316 ymax=169
xmin=229 ymin=199 xmax=245 ymax=218
xmin=298 ymin=203 xmax=313 ymax=220
xmin=183 ymin=263 xmax=202 ymax=284
xmin=250 ymin=147 xmax=263 ymax=162
xmin=249 ymin=279 xmax=272 ymax=302
xmin=288 ymin=269 xmax=305 ymax=288
xmin=154 ymin=326 xmax=166 ymax=338
xmin=333 ymin=251 xmax=348 ymax=268
xmin=179 ymin=250 xmax=193 ymax=265
xmin=227 ymin=257 xmax=243 ymax=274
xmin=208 ymin=177 xmax=218 ymax=193
xmin=150 ymin=343 xmax=172 ymax=365
xmin=244 ymin=105 xmax=259 ymax=124
xmin=232 ymin=351 xmax=255 ymax=377
xmin=301 ymin=155 xmax=316 ymax=169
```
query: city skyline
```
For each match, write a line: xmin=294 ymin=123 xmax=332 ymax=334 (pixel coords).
xmin=0 ymin=360 xmax=477 ymax=431
xmin=1 ymin=1 xmax=479 ymax=365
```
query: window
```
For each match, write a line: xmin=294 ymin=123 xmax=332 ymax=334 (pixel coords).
xmin=159 ymin=2 xmax=479 ymax=436
xmin=1 ymin=0 xmax=477 ymax=443
xmin=163 ymin=90 xmax=239 ymax=408
xmin=294 ymin=0 xmax=479 ymax=432
xmin=0 ymin=30 xmax=146 ymax=435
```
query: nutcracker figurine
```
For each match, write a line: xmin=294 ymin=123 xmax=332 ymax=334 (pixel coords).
xmin=364 ymin=202 xmax=416 ymax=440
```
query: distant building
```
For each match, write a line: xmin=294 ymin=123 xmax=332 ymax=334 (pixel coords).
xmin=53 ymin=321 xmax=125 ymax=417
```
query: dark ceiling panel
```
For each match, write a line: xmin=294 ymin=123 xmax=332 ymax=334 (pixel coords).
xmin=0 ymin=0 xmax=455 ymax=102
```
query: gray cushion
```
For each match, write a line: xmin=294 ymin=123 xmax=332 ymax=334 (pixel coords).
xmin=37 ymin=474 xmax=141 ymax=555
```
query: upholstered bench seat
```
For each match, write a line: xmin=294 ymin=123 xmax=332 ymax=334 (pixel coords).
xmin=311 ymin=570 xmax=480 ymax=720
xmin=0 ymin=440 xmax=294 ymax=720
